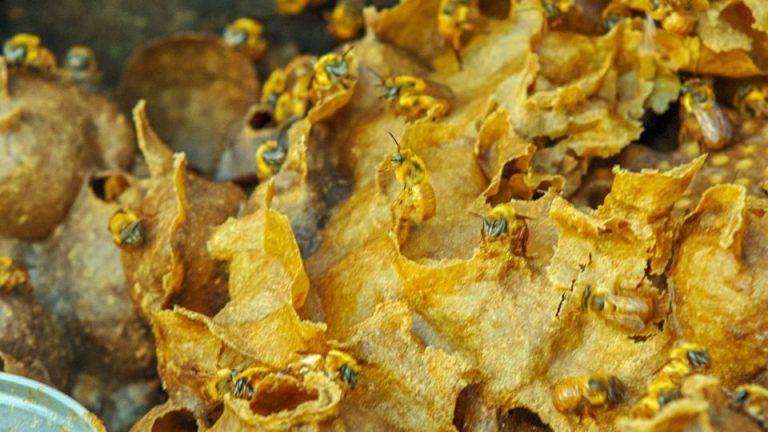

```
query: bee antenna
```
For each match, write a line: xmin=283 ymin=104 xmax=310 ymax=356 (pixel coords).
xmin=363 ymin=66 xmax=386 ymax=85
xmin=452 ymin=46 xmax=463 ymax=70
xmin=340 ymin=44 xmax=354 ymax=61
xmin=387 ymin=131 xmax=401 ymax=152
xmin=277 ymin=116 xmax=299 ymax=148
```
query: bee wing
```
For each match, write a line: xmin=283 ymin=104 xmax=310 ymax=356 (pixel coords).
xmin=606 ymin=313 xmax=647 ymax=333
xmin=376 ymin=159 xmax=393 ymax=173
xmin=693 ymin=107 xmax=732 ymax=148
xmin=423 ymin=78 xmax=455 ymax=101
xmin=412 ymin=182 xmax=436 ymax=222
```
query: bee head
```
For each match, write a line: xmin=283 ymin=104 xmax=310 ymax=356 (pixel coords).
xmin=581 ymin=286 xmax=606 ymax=312
xmin=65 ymin=47 xmax=95 ymax=72
xmin=731 ymin=388 xmax=749 ymax=406
xmin=442 ymin=1 xmax=456 ymax=15
xmin=482 ymin=214 xmax=508 ymax=238
xmin=325 ymin=58 xmax=349 ymax=79
xmin=686 ymin=349 xmax=710 ymax=369
xmin=224 ymin=28 xmax=249 ymax=47
xmin=382 ymin=85 xmax=399 ymax=100
xmin=3 ymin=42 xmax=28 ymax=64
xmin=339 ymin=364 xmax=359 ymax=388
xmin=603 ymin=15 xmax=622 ymax=30
xmin=544 ymin=1 xmax=560 ymax=19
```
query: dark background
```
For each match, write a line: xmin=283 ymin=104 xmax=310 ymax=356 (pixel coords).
xmin=0 ymin=0 xmax=341 ymax=87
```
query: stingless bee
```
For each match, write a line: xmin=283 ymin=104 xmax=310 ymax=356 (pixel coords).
xmin=206 ymin=365 xmax=271 ymax=401
xmin=731 ymin=384 xmax=768 ymax=429
xmin=269 ymin=56 xmax=316 ymax=124
xmin=108 ymin=210 xmax=143 ymax=248
xmin=630 ymin=378 xmax=681 ymax=418
xmin=223 ymin=18 xmax=268 ymax=62
xmin=262 ymin=68 xmax=288 ymax=109
xmin=680 ymin=78 xmax=733 ymax=151
xmin=283 ymin=349 xmax=362 ymax=390
xmin=310 ymin=48 xmax=356 ymax=102
xmin=601 ymin=2 xmax=633 ymax=30
xmin=326 ymin=0 xmax=365 ymax=41
xmin=438 ymin=0 xmax=479 ymax=68
xmin=512 ymin=0 xmax=573 ymax=29
xmin=3 ymin=33 xmax=56 ymax=70
xmin=733 ymin=84 xmax=768 ymax=119
xmin=650 ymin=0 xmax=706 ymax=35
xmin=326 ymin=349 xmax=362 ymax=388
xmin=382 ymin=132 xmax=437 ymax=223
xmin=605 ymin=0 xmax=701 ymax=34
xmin=552 ymin=374 xmax=624 ymax=419
xmin=656 ymin=342 xmax=710 ymax=383
xmin=62 ymin=45 xmax=102 ymax=86
xmin=481 ymin=204 xmax=530 ymax=256
xmin=255 ymin=117 xmax=294 ymax=180
xmin=581 ymin=286 xmax=654 ymax=332
xmin=630 ymin=343 xmax=709 ymax=418
xmin=275 ymin=88 xmax=310 ymax=124
xmin=539 ymin=0 xmax=573 ymax=27
xmin=376 ymin=74 xmax=452 ymax=122
xmin=255 ymin=140 xmax=287 ymax=180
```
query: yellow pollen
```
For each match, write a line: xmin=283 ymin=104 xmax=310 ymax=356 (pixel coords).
xmin=710 ymin=154 xmax=730 ymax=166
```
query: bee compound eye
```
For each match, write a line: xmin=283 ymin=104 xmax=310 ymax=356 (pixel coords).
xmin=590 ymin=295 xmax=606 ymax=312
xmin=4 ymin=44 xmax=27 ymax=62
xmin=687 ymin=350 xmax=709 ymax=368
xmin=67 ymin=53 xmax=89 ymax=70
xmin=732 ymin=389 xmax=748 ymax=405
xmin=693 ymin=91 xmax=708 ymax=104
xmin=224 ymin=29 xmax=248 ymax=46
xmin=587 ymin=378 xmax=606 ymax=393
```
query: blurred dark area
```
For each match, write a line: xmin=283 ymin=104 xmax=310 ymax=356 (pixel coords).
xmin=0 ymin=0 xmax=339 ymax=88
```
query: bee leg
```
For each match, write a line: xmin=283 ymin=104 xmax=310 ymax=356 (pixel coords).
xmin=395 ymin=217 xmax=410 ymax=246
xmin=452 ymin=45 xmax=464 ymax=70
xmin=584 ymin=405 xmax=596 ymax=422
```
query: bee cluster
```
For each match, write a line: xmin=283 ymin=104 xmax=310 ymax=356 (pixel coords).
xmin=207 ymin=349 xmax=361 ymax=403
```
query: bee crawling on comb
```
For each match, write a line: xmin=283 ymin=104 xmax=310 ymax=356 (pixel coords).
xmin=223 ymin=18 xmax=268 ymax=62
xmin=3 ymin=33 xmax=56 ymax=71
xmin=680 ymin=78 xmax=733 ymax=151
xmin=438 ymin=0 xmax=480 ymax=68
xmin=310 ymin=47 xmax=356 ymax=103
xmin=733 ymin=83 xmax=768 ymax=120
xmin=552 ymin=373 xmax=625 ymax=420
xmin=283 ymin=349 xmax=362 ymax=392
xmin=62 ymin=45 xmax=103 ymax=87
xmin=383 ymin=132 xmax=436 ymax=223
xmin=372 ymin=72 xmax=452 ymax=122
xmin=206 ymin=365 xmax=272 ymax=401
xmin=108 ymin=210 xmax=144 ymax=248
xmin=630 ymin=378 xmax=682 ymax=418
xmin=731 ymin=383 xmax=768 ymax=429
xmin=481 ymin=203 xmax=531 ymax=257
xmin=581 ymin=285 xmax=654 ymax=332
